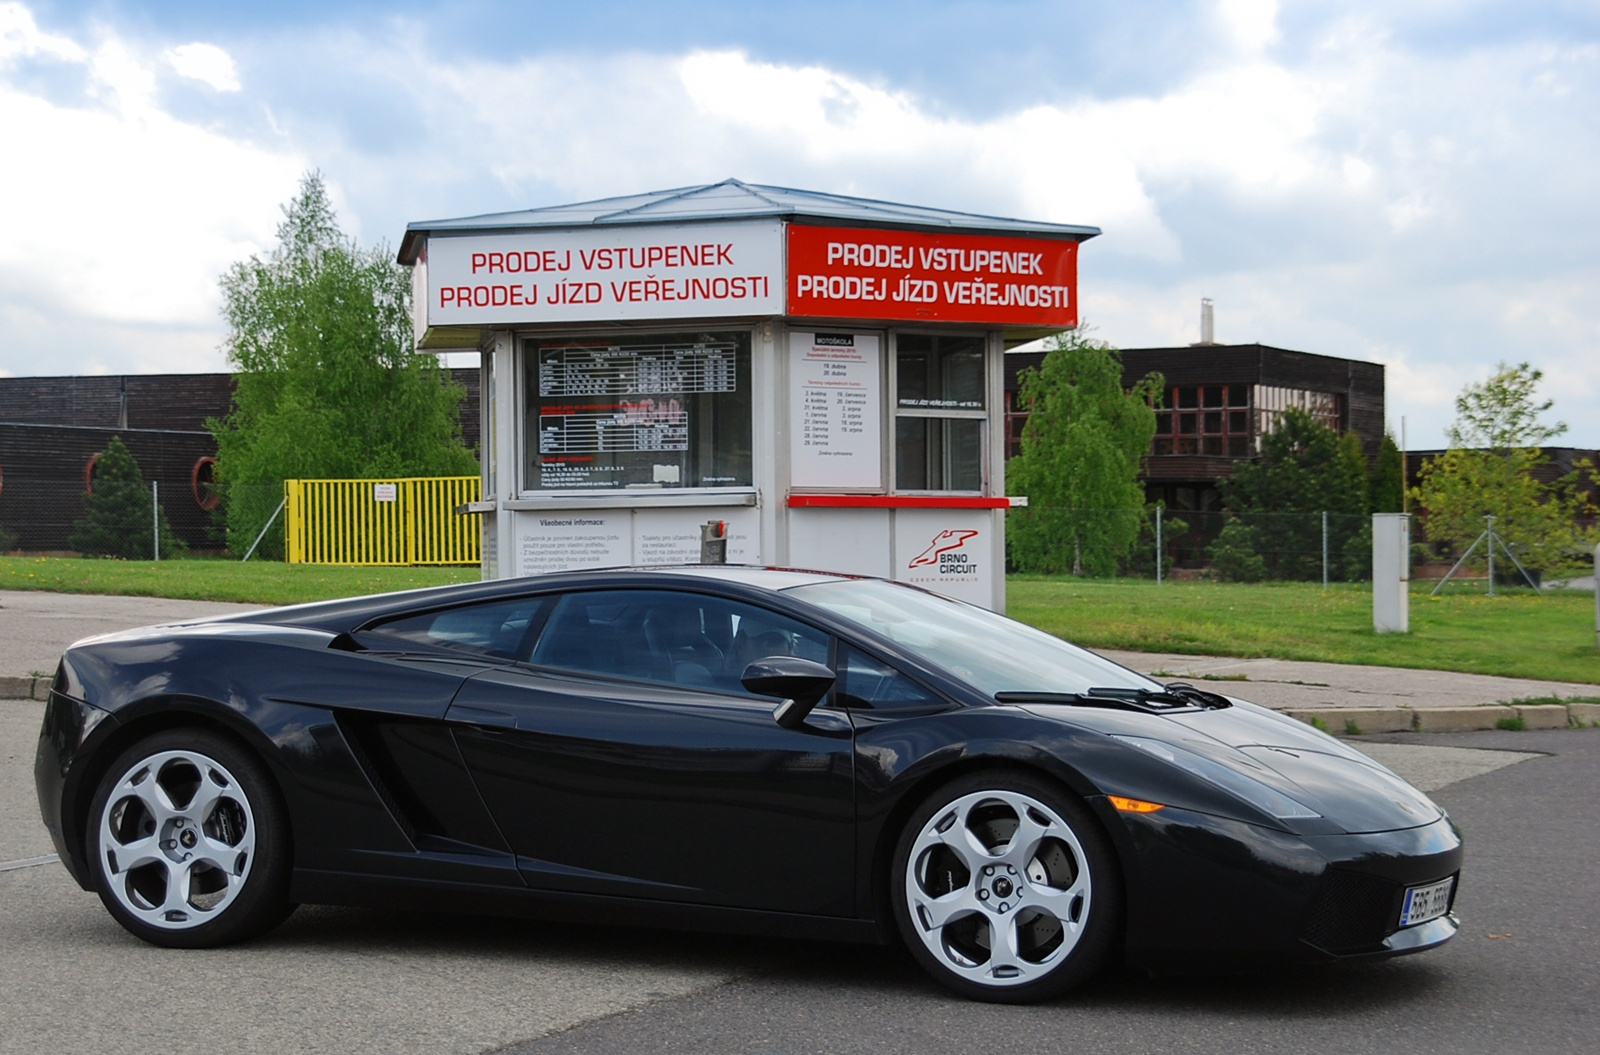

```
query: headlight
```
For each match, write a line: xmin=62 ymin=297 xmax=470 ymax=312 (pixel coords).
xmin=1112 ymin=735 xmax=1321 ymax=821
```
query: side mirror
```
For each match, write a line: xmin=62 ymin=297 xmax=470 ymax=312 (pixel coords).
xmin=742 ymin=656 xmax=837 ymax=729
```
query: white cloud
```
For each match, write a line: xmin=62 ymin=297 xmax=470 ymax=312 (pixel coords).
xmin=164 ymin=42 xmax=241 ymax=92
xmin=675 ymin=50 xmax=1181 ymax=259
xmin=0 ymin=11 xmax=303 ymax=365
xmin=0 ymin=2 xmax=1597 ymax=449
xmin=0 ymin=1 xmax=84 ymax=64
xmin=87 ymin=37 xmax=158 ymax=112
xmin=1217 ymin=0 xmax=1281 ymax=55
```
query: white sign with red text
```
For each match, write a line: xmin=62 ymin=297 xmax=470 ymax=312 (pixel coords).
xmin=422 ymin=221 xmax=784 ymax=326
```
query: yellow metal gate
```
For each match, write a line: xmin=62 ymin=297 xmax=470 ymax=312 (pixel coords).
xmin=285 ymin=477 xmax=481 ymax=565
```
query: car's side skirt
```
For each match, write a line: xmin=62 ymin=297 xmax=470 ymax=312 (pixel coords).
xmin=290 ymin=868 xmax=885 ymax=945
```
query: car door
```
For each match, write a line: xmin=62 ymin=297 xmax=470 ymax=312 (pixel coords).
xmin=445 ymin=588 xmax=857 ymax=918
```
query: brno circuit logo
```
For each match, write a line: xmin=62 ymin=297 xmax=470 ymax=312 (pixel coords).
xmin=907 ymin=529 xmax=980 ymax=577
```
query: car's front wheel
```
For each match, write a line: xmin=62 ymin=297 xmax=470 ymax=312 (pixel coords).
xmin=86 ymin=728 xmax=292 ymax=947
xmin=891 ymin=771 xmax=1122 ymax=1002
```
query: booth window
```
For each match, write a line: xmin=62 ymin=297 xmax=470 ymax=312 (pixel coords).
xmin=894 ymin=334 xmax=985 ymax=492
xmin=522 ymin=331 xmax=753 ymax=493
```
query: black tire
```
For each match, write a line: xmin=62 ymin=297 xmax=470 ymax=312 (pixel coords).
xmin=890 ymin=770 xmax=1122 ymax=1003
xmin=85 ymin=728 xmax=293 ymax=948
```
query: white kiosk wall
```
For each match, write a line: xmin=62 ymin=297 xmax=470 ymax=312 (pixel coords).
xmin=401 ymin=183 xmax=1096 ymax=613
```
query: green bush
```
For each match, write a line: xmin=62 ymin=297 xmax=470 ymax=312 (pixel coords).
xmin=1207 ymin=517 xmax=1268 ymax=582
xmin=1118 ymin=507 xmax=1189 ymax=577
xmin=70 ymin=438 xmax=187 ymax=559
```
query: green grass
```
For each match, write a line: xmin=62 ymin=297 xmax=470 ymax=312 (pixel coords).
xmin=0 ymin=556 xmax=478 ymax=606
xmin=1008 ymin=576 xmax=1600 ymax=685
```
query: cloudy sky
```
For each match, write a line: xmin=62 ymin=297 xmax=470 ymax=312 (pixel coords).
xmin=1 ymin=0 xmax=1596 ymax=448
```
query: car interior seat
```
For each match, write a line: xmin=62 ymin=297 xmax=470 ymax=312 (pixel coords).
xmin=642 ymin=605 xmax=726 ymax=688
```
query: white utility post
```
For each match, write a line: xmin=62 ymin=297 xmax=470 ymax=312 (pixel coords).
xmin=1373 ymin=513 xmax=1410 ymax=633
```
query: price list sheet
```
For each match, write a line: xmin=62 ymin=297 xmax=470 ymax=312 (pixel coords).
xmin=788 ymin=332 xmax=882 ymax=490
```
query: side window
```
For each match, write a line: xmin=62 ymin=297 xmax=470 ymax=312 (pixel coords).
xmin=368 ymin=597 xmax=549 ymax=660
xmin=894 ymin=333 xmax=986 ymax=492
xmin=836 ymin=644 xmax=946 ymax=712
xmin=530 ymin=589 xmax=830 ymax=695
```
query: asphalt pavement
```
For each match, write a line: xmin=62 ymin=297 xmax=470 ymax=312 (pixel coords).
xmin=5 ymin=701 xmax=1593 ymax=1054
xmin=0 ymin=590 xmax=261 ymax=688
xmin=495 ymin=735 xmax=1600 ymax=1055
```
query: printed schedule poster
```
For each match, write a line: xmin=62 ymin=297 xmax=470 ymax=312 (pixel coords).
xmin=531 ymin=335 xmax=746 ymax=490
xmin=789 ymin=332 xmax=882 ymax=490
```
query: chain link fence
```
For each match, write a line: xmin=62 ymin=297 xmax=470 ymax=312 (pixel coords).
xmin=1010 ymin=506 xmax=1377 ymax=584
xmin=0 ymin=477 xmax=284 ymax=559
xmin=0 ymin=479 xmax=1573 ymax=584
xmin=1011 ymin=506 xmax=1597 ymax=585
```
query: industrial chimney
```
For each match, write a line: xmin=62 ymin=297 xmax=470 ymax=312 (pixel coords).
xmin=1198 ymin=297 xmax=1215 ymax=345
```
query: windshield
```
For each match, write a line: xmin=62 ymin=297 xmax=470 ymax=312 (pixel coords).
xmin=786 ymin=579 xmax=1163 ymax=698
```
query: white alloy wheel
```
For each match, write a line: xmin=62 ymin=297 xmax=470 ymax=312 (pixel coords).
xmin=88 ymin=730 xmax=290 ymax=947
xmin=893 ymin=774 xmax=1120 ymax=1002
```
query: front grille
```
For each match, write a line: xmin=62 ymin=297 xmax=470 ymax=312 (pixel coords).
xmin=1300 ymin=870 xmax=1401 ymax=954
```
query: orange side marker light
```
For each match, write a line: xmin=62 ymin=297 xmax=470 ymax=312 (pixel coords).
xmin=1109 ymin=795 xmax=1166 ymax=813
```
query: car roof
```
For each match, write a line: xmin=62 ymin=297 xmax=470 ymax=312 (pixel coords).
xmin=632 ymin=565 xmax=856 ymax=591
xmin=214 ymin=565 xmax=859 ymax=633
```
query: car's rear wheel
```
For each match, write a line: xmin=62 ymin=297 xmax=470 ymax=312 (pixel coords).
xmin=891 ymin=771 xmax=1122 ymax=1002
xmin=86 ymin=729 xmax=292 ymax=947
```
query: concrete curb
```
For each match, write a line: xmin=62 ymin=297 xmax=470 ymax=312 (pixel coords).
xmin=1285 ymin=703 xmax=1600 ymax=734
xmin=0 ymin=676 xmax=46 ymax=701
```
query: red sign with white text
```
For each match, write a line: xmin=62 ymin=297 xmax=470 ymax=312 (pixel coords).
xmin=786 ymin=225 xmax=1080 ymax=327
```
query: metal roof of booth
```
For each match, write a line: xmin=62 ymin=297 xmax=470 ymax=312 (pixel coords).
xmin=398 ymin=179 xmax=1099 ymax=264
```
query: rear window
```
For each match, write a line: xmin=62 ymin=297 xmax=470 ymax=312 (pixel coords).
xmin=367 ymin=597 xmax=548 ymax=660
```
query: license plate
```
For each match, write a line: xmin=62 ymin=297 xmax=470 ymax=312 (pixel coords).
xmin=1399 ymin=876 xmax=1455 ymax=927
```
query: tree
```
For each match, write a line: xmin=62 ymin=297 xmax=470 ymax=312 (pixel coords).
xmin=1446 ymin=361 xmax=1566 ymax=450
xmin=1337 ymin=431 xmax=1371 ymax=516
xmin=1370 ymin=432 xmax=1405 ymax=514
xmin=1211 ymin=408 xmax=1368 ymax=580
xmin=1413 ymin=447 xmax=1583 ymax=571
xmin=71 ymin=437 xmax=187 ymax=559
xmin=211 ymin=172 xmax=477 ymax=558
xmin=1006 ymin=331 xmax=1162 ymax=576
xmin=1413 ymin=362 xmax=1595 ymax=573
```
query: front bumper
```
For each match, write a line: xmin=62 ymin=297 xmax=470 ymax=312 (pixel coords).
xmin=34 ymin=685 xmax=118 ymax=890
xmin=1110 ymin=803 xmax=1463 ymax=969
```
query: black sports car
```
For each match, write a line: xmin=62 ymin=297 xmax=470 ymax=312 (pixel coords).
xmin=35 ymin=566 xmax=1461 ymax=1002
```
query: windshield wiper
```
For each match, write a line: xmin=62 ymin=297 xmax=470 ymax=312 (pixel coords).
xmin=1159 ymin=682 xmax=1232 ymax=709
xmin=994 ymin=683 xmax=1230 ymax=713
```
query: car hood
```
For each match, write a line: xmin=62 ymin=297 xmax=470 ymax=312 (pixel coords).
xmin=1165 ymin=701 xmax=1442 ymax=833
xmin=1022 ymin=698 xmax=1443 ymax=835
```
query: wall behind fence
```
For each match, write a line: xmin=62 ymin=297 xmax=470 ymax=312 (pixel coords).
xmin=0 ymin=476 xmax=222 ymax=553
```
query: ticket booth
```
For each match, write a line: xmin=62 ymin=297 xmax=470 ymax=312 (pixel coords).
xmin=398 ymin=180 xmax=1097 ymax=611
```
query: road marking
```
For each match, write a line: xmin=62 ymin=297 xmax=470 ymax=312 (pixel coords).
xmin=1353 ymin=743 xmax=1541 ymax=791
xmin=0 ymin=854 xmax=59 ymax=873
